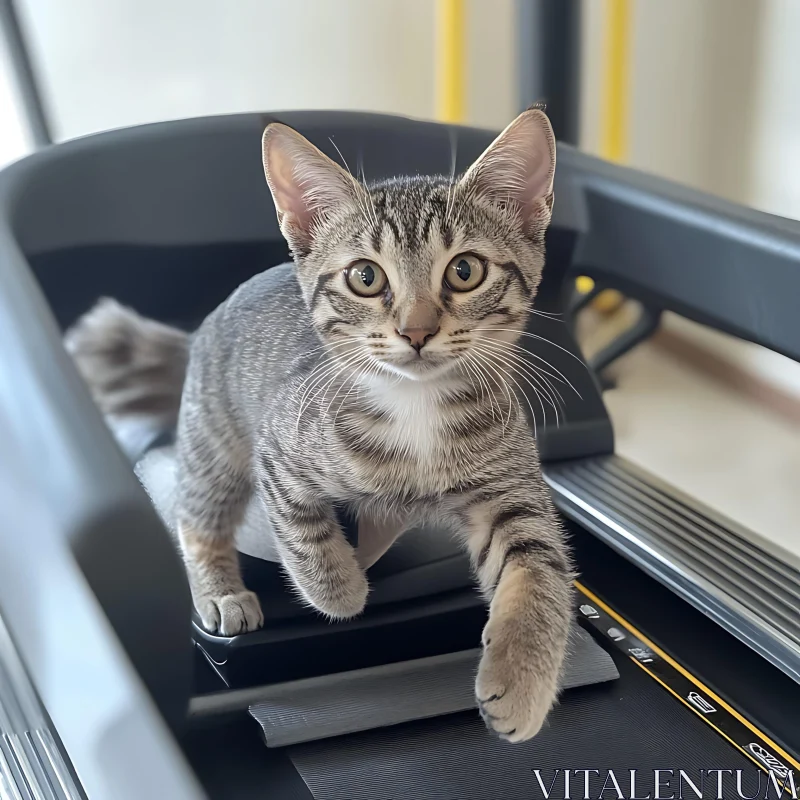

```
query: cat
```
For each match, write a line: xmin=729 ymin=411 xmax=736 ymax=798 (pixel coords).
xmin=66 ymin=107 xmax=574 ymax=743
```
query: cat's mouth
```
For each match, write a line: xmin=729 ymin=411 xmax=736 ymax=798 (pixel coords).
xmin=375 ymin=351 xmax=456 ymax=381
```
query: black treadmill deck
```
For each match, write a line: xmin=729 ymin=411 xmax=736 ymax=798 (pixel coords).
xmin=184 ymin=570 xmax=800 ymax=800
xmin=576 ymin=582 xmax=800 ymax=792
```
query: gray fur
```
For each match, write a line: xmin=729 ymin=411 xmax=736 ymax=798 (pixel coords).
xmin=66 ymin=110 xmax=574 ymax=742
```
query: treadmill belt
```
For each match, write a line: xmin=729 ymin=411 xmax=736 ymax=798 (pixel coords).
xmin=286 ymin=652 xmax=764 ymax=800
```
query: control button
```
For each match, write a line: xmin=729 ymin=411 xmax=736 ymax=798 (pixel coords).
xmin=687 ymin=692 xmax=716 ymax=714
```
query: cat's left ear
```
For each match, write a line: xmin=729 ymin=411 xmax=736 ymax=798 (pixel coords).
xmin=262 ymin=123 xmax=365 ymax=252
xmin=459 ymin=108 xmax=556 ymax=231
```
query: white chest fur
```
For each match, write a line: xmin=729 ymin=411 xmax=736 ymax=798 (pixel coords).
xmin=363 ymin=378 xmax=450 ymax=459
xmin=332 ymin=372 xmax=481 ymax=501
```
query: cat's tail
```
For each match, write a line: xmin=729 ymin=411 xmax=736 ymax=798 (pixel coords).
xmin=64 ymin=298 xmax=190 ymax=458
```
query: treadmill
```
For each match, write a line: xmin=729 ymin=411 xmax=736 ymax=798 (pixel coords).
xmin=0 ymin=111 xmax=798 ymax=800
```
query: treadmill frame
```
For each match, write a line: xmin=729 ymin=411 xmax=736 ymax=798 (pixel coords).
xmin=1 ymin=111 xmax=800 ymax=797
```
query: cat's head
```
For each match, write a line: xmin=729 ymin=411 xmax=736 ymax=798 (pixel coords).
xmin=261 ymin=109 xmax=555 ymax=382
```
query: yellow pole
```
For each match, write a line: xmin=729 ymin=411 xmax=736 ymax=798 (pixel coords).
xmin=599 ymin=0 xmax=631 ymax=163
xmin=436 ymin=0 xmax=466 ymax=123
xmin=584 ymin=0 xmax=632 ymax=311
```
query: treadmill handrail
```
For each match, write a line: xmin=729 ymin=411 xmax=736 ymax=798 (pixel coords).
xmin=553 ymin=144 xmax=800 ymax=363
xmin=0 ymin=202 xmax=194 ymax=735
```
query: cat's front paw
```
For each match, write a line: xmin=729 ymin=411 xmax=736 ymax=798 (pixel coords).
xmin=299 ymin=566 xmax=369 ymax=620
xmin=194 ymin=590 xmax=264 ymax=636
xmin=476 ymin=615 xmax=560 ymax=743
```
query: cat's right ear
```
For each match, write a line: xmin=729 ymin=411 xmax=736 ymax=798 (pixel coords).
xmin=262 ymin=123 xmax=364 ymax=253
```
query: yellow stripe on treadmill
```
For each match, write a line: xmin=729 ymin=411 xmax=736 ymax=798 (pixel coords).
xmin=628 ymin=660 xmax=779 ymax=782
xmin=575 ymin=580 xmax=800 ymax=772
xmin=436 ymin=0 xmax=465 ymax=123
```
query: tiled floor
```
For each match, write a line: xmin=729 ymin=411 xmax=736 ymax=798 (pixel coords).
xmin=588 ymin=322 xmax=800 ymax=564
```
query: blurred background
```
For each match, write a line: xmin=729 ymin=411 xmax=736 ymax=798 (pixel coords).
xmin=1 ymin=0 xmax=798 ymax=558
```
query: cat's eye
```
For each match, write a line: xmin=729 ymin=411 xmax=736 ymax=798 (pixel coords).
xmin=444 ymin=254 xmax=486 ymax=292
xmin=345 ymin=261 xmax=388 ymax=297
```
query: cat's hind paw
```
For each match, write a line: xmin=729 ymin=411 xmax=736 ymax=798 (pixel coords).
xmin=195 ymin=590 xmax=264 ymax=636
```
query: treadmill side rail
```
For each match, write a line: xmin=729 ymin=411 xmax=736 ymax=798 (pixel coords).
xmin=545 ymin=455 xmax=800 ymax=686
xmin=555 ymin=145 xmax=800 ymax=365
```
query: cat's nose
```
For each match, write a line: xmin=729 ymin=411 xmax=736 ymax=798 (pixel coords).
xmin=396 ymin=325 xmax=440 ymax=353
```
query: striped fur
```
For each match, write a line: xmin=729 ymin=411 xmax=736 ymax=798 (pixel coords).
xmin=67 ymin=109 xmax=574 ymax=742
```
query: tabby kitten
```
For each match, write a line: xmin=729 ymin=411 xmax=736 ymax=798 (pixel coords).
xmin=67 ymin=108 xmax=574 ymax=742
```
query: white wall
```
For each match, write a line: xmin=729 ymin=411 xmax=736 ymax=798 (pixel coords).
xmin=466 ymin=0 xmax=516 ymax=129
xmin=580 ymin=0 xmax=799 ymax=219
xmin=750 ymin=0 xmax=800 ymax=219
xmin=580 ymin=0 xmax=763 ymax=205
xmin=0 ymin=48 xmax=31 ymax=168
xmin=18 ymin=0 xmax=435 ymax=139
xmin=16 ymin=0 xmax=515 ymax=142
xmin=577 ymin=0 xmax=603 ymax=156
xmin=629 ymin=0 xmax=762 ymax=204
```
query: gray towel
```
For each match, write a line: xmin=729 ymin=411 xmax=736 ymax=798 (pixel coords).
xmin=248 ymin=625 xmax=619 ymax=747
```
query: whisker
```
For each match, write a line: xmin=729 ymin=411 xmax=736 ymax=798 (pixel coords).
xmin=489 ymin=350 xmax=567 ymax=420
xmin=470 ymin=351 xmax=534 ymax=438
xmin=328 ymin=136 xmax=354 ymax=177
xmin=472 ymin=338 xmax=567 ymax=407
xmin=473 ymin=358 xmax=515 ymax=435
xmin=459 ymin=356 xmax=497 ymax=422
xmin=473 ymin=336 xmax=568 ymax=386
xmin=330 ymin=136 xmax=378 ymax=228
xmin=475 ymin=343 xmax=558 ymax=423
xmin=471 ymin=341 xmax=569 ymax=421
xmin=365 ymin=188 xmax=378 ymax=228
xmin=305 ymin=348 xmax=364 ymax=400
xmin=334 ymin=356 xmax=384 ymax=427
xmin=312 ymin=351 xmax=370 ymax=423
xmin=471 ymin=344 xmax=556 ymax=428
xmin=321 ymin=350 xmax=370 ymax=422
xmin=293 ymin=343 xmax=355 ymax=397
xmin=529 ymin=371 xmax=566 ymax=413
xmin=295 ymin=349 xmax=365 ymax=429
xmin=476 ymin=328 xmax=587 ymax=365
xmin=293 ymin=354 xmax=347 ymax=406
xmin=459 ymin=356 xmax=487 ymax=406
xmin=473 ymin=331 xmax=584 ymax=399
xmin=460 ymin=363 xmax=485 ymax=413
xmin=468 ymin=351 xmax=518 ymax=433
xmin=356 ymin=149 xmax=380 ymax=228
xmin=299 ymin=338 xmax=353 ymax=360
xmin=444 ymin=126 xmax=459 ymax=227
